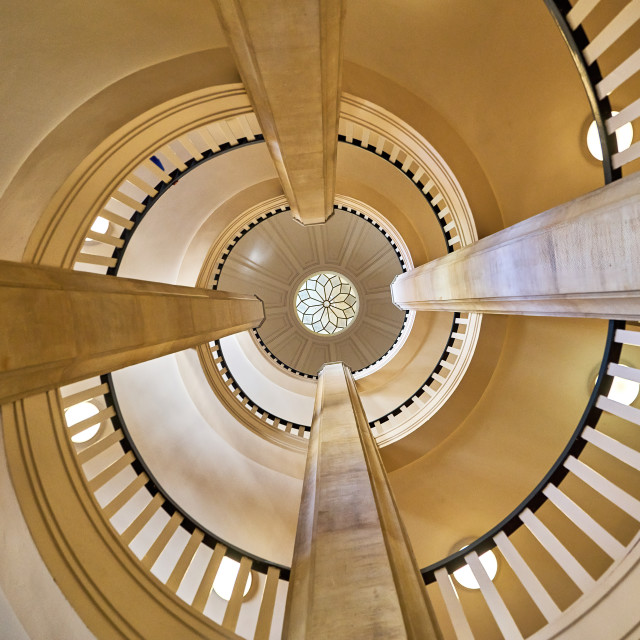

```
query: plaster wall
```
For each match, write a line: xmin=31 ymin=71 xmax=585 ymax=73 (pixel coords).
xmin=111 ymin=350 xmax=303 ymax=567
xmin=0 ymin=417 xmax=94 ymax=640
xmin=0 ymin=0 xmax=225 ymax=199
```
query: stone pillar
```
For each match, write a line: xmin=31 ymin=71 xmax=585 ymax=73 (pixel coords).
xmin=0 ymin=260 xmax=264 ymax=403
xmin=392 ymin=172 xmax=640 ymax=319
xmin=283 ymin=362 xmax=441 ymax=640
xmin=213 ymin=0 xmax=344 ymax=225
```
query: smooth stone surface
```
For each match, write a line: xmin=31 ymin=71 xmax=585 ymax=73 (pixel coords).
xmin=283 ymin=362 xmax=441 ymax=639
xmin=392 ymin=172 xmax=640 ymax=319
xmin=0 ymin=259 xmax=263 ymax=403
xmin=214 ymin=0 xmax=344 ymax=225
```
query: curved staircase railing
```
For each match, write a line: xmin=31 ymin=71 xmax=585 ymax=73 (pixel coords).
xmin=60 ymin=323 xmax=640 ymax=639
xmin=75 ymin=104 xmax=471 ymax=278
xmin=418 ymin=1 xmax=640 ymax=636
xmin=59 ymin=373 xmax=290 ymax=639
xmin=76 ymin=107 xmax=480 ymax=443
xmin=420 ymin=320 xmax=640 ymax=638
xmin=53 ymin=4 xmax=640 ymax=636
xmin=543 ymin=0 xmax=640 ymax=182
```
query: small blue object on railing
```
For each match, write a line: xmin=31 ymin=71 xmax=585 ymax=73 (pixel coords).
xmin=149 ymin=155 xmax=165 ymax=171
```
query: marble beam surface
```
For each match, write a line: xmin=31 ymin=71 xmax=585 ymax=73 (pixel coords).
xmin=392 ymin=172 xmax=640 ymax=319
xmin=0 ymin=260 xmax=264 ymax=403
xmin=283 ymin=362 xmax=441 ymax=639
xmin=214 ymin=0 xmax=344 ymax=225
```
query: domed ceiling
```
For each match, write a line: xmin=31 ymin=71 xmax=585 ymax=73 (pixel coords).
xmin=216 ymin=207 xmax=406 ymax=375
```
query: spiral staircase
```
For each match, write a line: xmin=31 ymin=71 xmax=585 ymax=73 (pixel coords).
xmin=1 ymin=1 xmax=640 ymax=639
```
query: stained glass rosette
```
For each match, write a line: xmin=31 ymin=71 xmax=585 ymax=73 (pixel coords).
xmin=295 ymin=272 xmax=358 ymax=335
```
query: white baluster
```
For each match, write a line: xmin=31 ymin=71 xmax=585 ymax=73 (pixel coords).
xmin=582 ymin=426 xmax=640 ymax=472
xmin=543 ymin=484 xmax=625 ymax=559
xmin=520 ymin=508 xmax=594 ymax=592
xmin=493 ymin=531 xmax=560 ymax=623
xmin=565 ymin=456 xmax=640 ymax=521
xmin=434 ymin=567 xmax=475 ymax=640
xmin=466 ymin=551 xmax=523 ymax=639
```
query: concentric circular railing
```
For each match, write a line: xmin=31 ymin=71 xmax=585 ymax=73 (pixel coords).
xmin=59 ymin=324 xmax=640 ymax=640
xmin=207 ymin=201 xmax=410 ymax=381
xmin=72 ymin=111 xmax=264 ymax=275
xmin=543 ymin=0 xmax=640 ymax=183
xmin=51 ymin=93 xmax=481 ymax=634
xmin=200 ymin=194 xmax=477 ymax=442
xmin=205 ymin=309 xmax=473 ymax=440
xmin=44 ymin=9 xmax=640 ymax=632
xmin=71 ymin=99 xmax=482 ymax=446
xmin=38 ymin=3 xmax=640 ymax=634
xmin=419 ymin=321 xmax=640 ymax=637
xmin=59 ymin=373 xmax=291 ymax=638
xmin=415 ymin=2 xmax=640 ymax=636
xmin=73 ymin=97 xmax=476 ymax=277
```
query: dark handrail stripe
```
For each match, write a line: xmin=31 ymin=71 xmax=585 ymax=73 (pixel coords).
xmin=542 ymin=0 xmax=620 ymax=185
xmin=107 ymin=136 xmax=265 ymax=276
xmin=421 ymin=0 xmax=630 ymax=583
xmin=420 ymin=319 xmax=623 ymax=583
xmin=103 ymin=372 xmax=291 ymax=580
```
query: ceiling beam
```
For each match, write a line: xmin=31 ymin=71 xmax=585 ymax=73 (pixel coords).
xmin=214 ymin=0 xmax=344 ymax=225
xmin=283 ymin=362 xmax=442 ymax=639
xmin=0 ymin=260 xmax=264 ymax=404
xmin=392 ymin=172 xmax=640 ymax=320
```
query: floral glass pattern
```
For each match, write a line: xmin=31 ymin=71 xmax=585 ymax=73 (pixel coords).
xmin=295 ymin=272 xmax=358 ymax=335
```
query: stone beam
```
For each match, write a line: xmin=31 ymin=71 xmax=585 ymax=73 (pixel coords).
xmin=0 ymin=260 xmax=264 ymax=404
xmin=283 ymin=362 xmax=441 ymax=640
xmin=392 ymin=172 xmax=640 ymax=319
xmin=213 ymin=0 xmax=344 ymax=225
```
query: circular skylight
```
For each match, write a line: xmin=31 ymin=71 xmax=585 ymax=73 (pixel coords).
xmin=213 ymin=557 xmax=252 ymax=601
xmin=595 ymin=365 xmax=640 ymax=406
xmin=608 ymin=373 xmax=640 ymax=406
xmin=295 ymin=272 xmax=358 ymax=335
xmin=85 ymin=216 xmax=110 ymax=244
xmin=90 ymin=216 xmax=110 ymax=235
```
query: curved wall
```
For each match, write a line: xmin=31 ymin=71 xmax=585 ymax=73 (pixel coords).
xmin=0 ymin=1 xmax=627 ymax=637
xmin=111 ymin=352 xmax=303 ymax=566
xmin=0 ymin=416 xmax=94 ymax=640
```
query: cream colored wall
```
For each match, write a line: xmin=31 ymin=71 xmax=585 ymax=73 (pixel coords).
xmin=342 ymin=62 xmax=504 ymax=241
xmin=0 ymin=48 xmax=240 ymax=263
xmin=0 ymin=417 xmax=95 ymax=640
xmin=0 ymin=0 xmax=225 ymax=199
xmin=118 ymin=145 xmax=278 ymax=283
xmin=390 ymin=315 xmax=609 ymax=566
xmin=111 ymin=352 xmax=303 ymax=566
xmin=343 ymin=0 xmax=604 ymax=226
xmin=0 ymin=583 xmax=30 ymax=640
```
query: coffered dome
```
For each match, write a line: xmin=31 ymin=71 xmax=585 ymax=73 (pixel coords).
xmin=216 ymin=207 xmax=406 ymax=375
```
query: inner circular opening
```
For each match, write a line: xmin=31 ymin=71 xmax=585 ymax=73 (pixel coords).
xmin=295 ymin=271 xmax=359 ymax=335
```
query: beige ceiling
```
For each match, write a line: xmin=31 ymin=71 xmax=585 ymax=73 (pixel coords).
xmin=217 ymin=208 xmax=406 ymax=375
xmin=0 ymin=0 xmax=228 ymax=200
xmin=343 ymin=0 xmax=605 ymax=229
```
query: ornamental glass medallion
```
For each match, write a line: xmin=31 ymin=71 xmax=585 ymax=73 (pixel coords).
xmin=295 ymin=272 xmax=359 ymax=335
